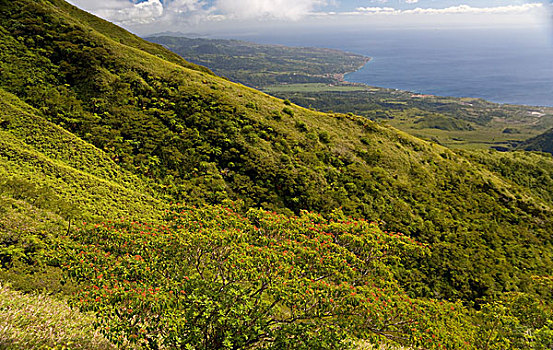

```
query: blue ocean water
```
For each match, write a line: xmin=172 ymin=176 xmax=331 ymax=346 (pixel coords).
xmin=217 ymin=27 xmax=553 ymax=107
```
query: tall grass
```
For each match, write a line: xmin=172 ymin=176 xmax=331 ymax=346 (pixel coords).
xmin=0 ymin=284 xmax=115 ymax=349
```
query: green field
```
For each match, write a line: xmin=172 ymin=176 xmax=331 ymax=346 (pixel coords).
xmin=265 ymin=85 xmax=553 ymax=149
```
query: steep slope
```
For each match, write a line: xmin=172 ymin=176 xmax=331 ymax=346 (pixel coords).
xmin=518 ymin=128 xmax=553 ymax=154
xmin=1 ymin=0 xmax=553 ymax=308
xmin=0 ymin=86 xmax=164 ymax=301
xmin=0 ymin=88 xmax=161 ymax=221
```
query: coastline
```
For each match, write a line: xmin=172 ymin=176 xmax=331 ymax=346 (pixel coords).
xmin=336 ymin=57 xmax=371 ymax=84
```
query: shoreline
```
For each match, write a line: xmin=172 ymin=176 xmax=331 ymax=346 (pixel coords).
xmin=338 ymin=57 xmax=553 ymax=108
xmin=335 ymin=57 xmax=371 ymax=83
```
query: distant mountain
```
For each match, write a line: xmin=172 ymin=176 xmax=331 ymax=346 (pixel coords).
xmin=148 ymin=31 xmax=210 ymax=38
xmin=146 ymin=35 xmax=553 ymax=150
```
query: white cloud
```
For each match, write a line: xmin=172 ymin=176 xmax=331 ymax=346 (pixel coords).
xmin=68 ymin=0 xmax=211 ymax=26
xmin=67 ymin=0 xmax=548 ymax=33
xmin=69 ymin=0 xmax=327 ymax=26
xmin=354 ymin=3 xmax=544 ymax=16
xmin=354 ymin=6 xmax=396 ymax=14
xmin=68 ymin=0 xmax=162 ymax=25
xmin=100 ymin=0 xmax=163 ymax=25
xmin=215 ymin=0 xmax=327 ymax=20
xmin=405 ymin=0 xmax=418 ymax=3
xmin=405 ymin=3 xmax=543 ymax=15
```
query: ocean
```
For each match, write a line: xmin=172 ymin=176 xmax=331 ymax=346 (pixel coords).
xmin=217 ymin=26 xmax=553 ymax=107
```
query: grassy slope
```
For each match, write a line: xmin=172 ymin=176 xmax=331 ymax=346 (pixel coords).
xmin=0 ymin=283 xmax=116 ymax=349
xmin=48 ymin=0 xmax=213 ymax=76
xmin=0 ymin=0 xmax=552 ymax=307
xmin=518 ymin=128 xmax=553 ymax=155
xmin=0 ymin=88 xmax=161 ymax=221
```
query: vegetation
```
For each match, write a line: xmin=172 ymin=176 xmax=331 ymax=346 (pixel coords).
xmin=0 ymin=283 xmax=116 ymax=349
xmin=53 ymin=204 xmax=553 ymax=349
xmin=263 ymin=86 xmax=553 ymax=150
xmin=0 ymin=0 xmax=552 ymax=348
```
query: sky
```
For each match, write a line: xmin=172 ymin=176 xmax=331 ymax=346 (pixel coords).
xmin=67 ymin=0 xmax=552 ymax=35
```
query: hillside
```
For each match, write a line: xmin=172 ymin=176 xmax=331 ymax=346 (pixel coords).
xmin=146 ymin=35 xmax=370 ymax=88
xmin=0 ymin=88 xmax=161 ymax=220
xmin=0 ymin=0 xmax=552 ymax=348
xmin=518 ymin=128 xmax=553 ymax=154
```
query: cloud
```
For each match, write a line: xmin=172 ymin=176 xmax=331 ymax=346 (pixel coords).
xmin=354 ymin=3 xmax=544 ymax=15
xmin=68 ymin=0 xmax=162 ymax=25
xmin=68 ymin=0 xmax=211 ymax=26
xmin=69 ymin=0 xmax=327 ymax=27
xmin=352 ymin=6 xmax=396 ymax=14
xmin=214 ymin=0 xmax=327 ymax=20
xmin=100 ymin=0 xmax=163 ymax=25
xmin=67 ymin=0 xmax=548 ymax=33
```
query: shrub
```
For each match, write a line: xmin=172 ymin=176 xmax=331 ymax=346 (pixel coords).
xmin=319 ymin=131 xmax=331 ymax=144
xmin=282 ymin=107 xmax=294 ymax=117
xmin=57 ymin=204 xmax=475 ymax=349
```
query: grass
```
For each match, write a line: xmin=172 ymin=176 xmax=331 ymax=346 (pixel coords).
xmin=0 ymin=89 xmax=163 ymax=222
xmin=384 ymin=117 xmax=538 ymax=150
xmin=0 ymin=283 xmax=115 ymax=349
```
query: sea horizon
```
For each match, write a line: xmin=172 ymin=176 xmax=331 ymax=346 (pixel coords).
xmin=212 ymin=26 xmax=553 ymax=107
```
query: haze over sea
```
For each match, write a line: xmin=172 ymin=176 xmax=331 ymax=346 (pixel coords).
xmin=218 ymin=27 xmax=553 ymax=107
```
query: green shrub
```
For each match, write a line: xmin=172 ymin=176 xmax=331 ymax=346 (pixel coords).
xmin=282 ymin=107 xmax=294 ymax=116
xmin=295 ymin=120 xmax=308 ymax=132
xmin=319 ymin=131 xmax=331 ymax=144
xmin=58 ymin=204 xmax=474 ymax=349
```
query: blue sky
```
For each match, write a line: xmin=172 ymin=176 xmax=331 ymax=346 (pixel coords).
xmin=67 ymin=0 xmax=550 ymax=35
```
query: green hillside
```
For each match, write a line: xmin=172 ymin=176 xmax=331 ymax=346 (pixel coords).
xmin=0 ymin=89 xmax=161 ymax=219
xmin=0 ymin=0 xmax=552 ymax=348
xmin=518 ymin=128 xmax=553 ymax=154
